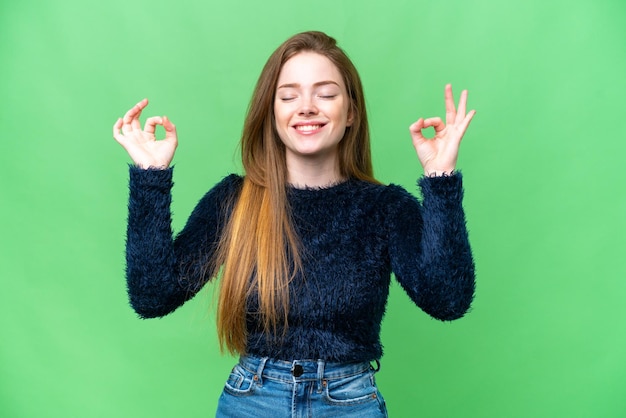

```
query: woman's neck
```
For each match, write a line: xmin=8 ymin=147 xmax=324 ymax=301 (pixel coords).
xmin=286 ymin=155 xmax=344 ymax=189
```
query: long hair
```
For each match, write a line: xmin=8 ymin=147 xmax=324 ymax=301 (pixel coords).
xmin=212 ymin=31 xmax=378 ymax=355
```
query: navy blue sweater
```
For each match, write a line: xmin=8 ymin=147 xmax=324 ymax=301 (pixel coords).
xmin=125 ymin=167 xmax=475 ymax=362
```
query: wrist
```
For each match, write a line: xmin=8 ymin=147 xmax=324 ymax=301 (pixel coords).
xmin=424 ymin=168 xmax=455 ymax=177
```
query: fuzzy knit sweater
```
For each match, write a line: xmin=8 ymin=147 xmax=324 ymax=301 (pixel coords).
xmin=125 ymin=167 xmax=475 ymax=363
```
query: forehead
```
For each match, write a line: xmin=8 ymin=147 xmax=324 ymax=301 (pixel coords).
xmin=277 ymin=51 xmax=344 ymax=87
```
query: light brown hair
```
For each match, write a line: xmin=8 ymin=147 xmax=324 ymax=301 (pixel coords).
xmin=212 ymin=31 xmax=378 ymax=355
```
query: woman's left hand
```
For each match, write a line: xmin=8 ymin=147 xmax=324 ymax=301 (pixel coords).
xmin=409 ymin=84 xmax=476 ymax=176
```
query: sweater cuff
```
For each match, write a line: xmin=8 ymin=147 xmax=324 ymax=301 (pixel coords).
xmin=129 ymin=165 xmax=174 ymax=190
xmin=418 ymin=171 xmax=464 ymax=203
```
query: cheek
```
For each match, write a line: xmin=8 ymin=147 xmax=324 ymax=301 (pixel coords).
xmin=273 ymin=103 xmax=281 ymax=124
xmin=272 ymin=112 xmax=289 ymax=144
xmin=331 ymin=100 xmax=352 ymax=126
xmin=273 ymin=104 xmax=292 ymax=127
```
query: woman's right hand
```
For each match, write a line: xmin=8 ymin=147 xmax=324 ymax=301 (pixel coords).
xmin=113 ymin=99 xmax=178 ymax=169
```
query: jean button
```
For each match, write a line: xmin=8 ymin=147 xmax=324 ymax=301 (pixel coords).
xmin=292 ymin=364 xmax=304 ymax=377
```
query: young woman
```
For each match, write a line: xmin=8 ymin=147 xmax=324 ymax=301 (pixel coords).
xmin=113 ymin=31 xmax=476 ymax=417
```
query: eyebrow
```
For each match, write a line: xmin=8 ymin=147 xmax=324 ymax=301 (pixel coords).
xmin=277 ymin=80 xmax=341 ymax=89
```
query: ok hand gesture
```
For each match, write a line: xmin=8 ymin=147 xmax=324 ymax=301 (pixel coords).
xmin=409 ymin=84 xmax=475 ymax=176
xmin=113 ymin=99 xmax=178 ymax=169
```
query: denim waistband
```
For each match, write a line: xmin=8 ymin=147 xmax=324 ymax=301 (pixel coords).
xmin=238 ymin=355 xmax=378 ymax=384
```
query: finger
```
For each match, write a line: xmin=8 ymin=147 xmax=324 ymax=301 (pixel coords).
xmin=457 ymin=110 xmax=476 ymax=138
xmin=456 ymin=90 xmax=468 ymax=124
xmin=122 ymin=99 xmax=148 ymax=123
xmin=144 ymin=116 xmax=163 ymax=135
xmin=445 ymin=84 xmax=456 ymax=125
xmin=409 ymin=118 xmax=426 ymax=144
xmin=122 ymin=99 xmax=149 ymax=131
xmin=162 ymin=116 xmax=178 ymax=143
xmin=423 ymin=117 xmax=445 ymax=133
xmin=113 ymin=118 xmax=124 ymax=143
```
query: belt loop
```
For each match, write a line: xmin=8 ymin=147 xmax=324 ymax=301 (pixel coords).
xmin=370 ymin=359 xmax=381 ymax=373
xmin=255 ymin=357 xmax=269 ymax=387
xmin=316 ymin=359 xmax=325 ymax=393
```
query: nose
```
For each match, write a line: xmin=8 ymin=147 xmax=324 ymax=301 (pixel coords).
xmin=298 ymin=95 xmax=318 ymax=116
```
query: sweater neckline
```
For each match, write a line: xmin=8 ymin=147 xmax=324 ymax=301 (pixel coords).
xmin=287 ymin=178 xmax=353 ymax=193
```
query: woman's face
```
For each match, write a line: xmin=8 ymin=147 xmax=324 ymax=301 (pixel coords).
xmin=274 ymin=52 xmax=353 ymax=168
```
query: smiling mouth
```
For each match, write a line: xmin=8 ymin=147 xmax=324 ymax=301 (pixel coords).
xmin=294 ymin=124 xmax=325 ymax=132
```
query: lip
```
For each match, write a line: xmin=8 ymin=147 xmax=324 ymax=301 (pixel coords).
xmin=292 ymin=121 xmax=327 ymax=127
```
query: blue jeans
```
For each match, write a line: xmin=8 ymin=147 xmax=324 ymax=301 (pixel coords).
xmin=216 ymin=355 xmax=388 ymax=417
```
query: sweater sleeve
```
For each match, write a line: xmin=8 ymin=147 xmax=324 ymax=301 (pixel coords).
xmin=387 ymin=172 xmax=475 ymax=320
xmin=125 ymin=166 xmax=241 ymax=318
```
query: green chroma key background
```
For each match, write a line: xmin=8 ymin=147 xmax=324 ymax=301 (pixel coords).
xmin=1 ymin=0 xmax=625 ymax=416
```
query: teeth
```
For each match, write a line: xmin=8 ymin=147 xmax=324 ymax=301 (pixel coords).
xmin=295 ymin=125 xmax=322 ymax=131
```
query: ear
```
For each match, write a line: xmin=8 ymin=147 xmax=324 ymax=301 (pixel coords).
xmin=346 ymin=104 xmax=355 ymax=127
